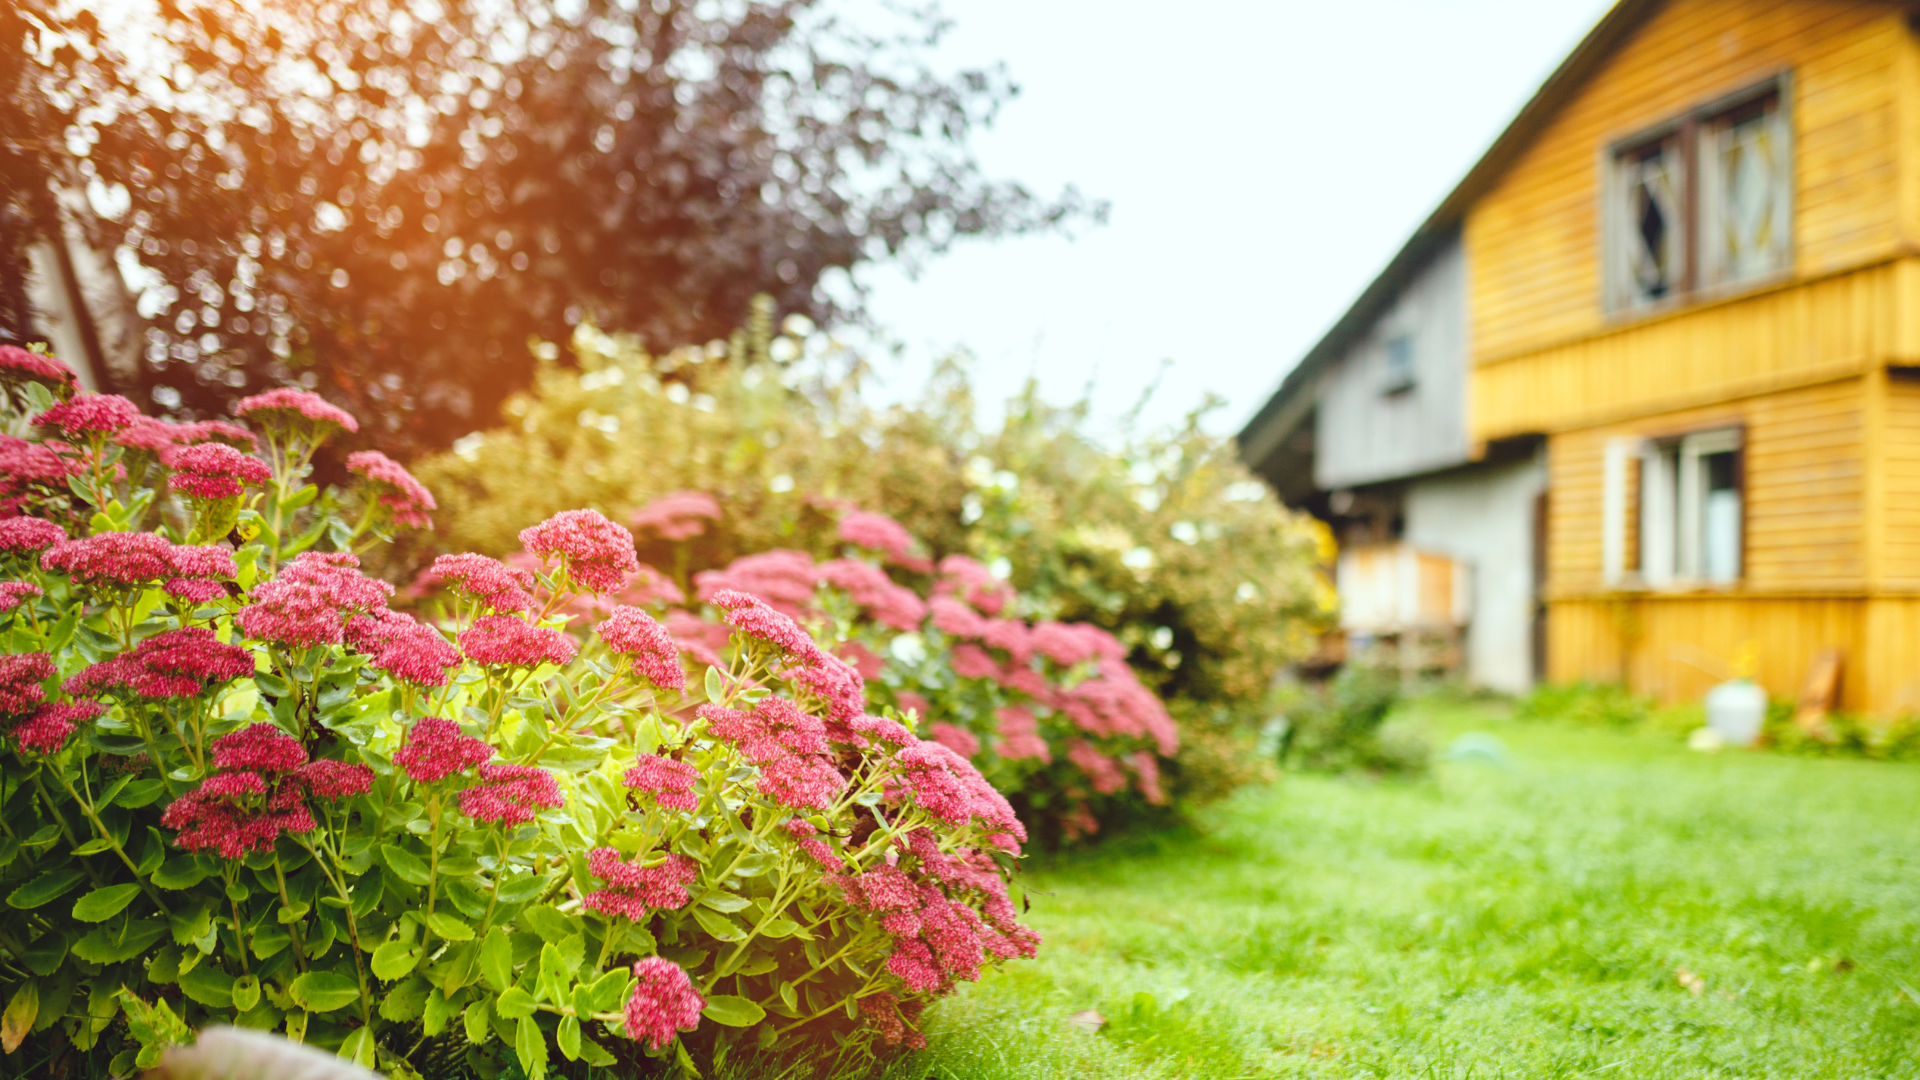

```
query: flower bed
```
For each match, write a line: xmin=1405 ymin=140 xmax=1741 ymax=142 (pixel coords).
xmin=0 ymin=345 xmax=1036 ymax=1075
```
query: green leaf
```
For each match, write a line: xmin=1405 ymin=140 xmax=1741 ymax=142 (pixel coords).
xmin=169 ymin=898 xmax=213 ymax=946
xmin=693 ymin=907 xmax=747 ymax=941
xmin=422 ymin=988 xmax=456 ymax=1036
xmin=537 ymin=943 xmax=571 ymax=1003
xmin=578 ymin=1038 xmax=617 ymax=1068
xmin=339 ymin=1027 xmax=376 ymax=1068
xmin=231 ymin=975 xmax=261 ymax=1013
xmin=289 ymin=970 xmax=362 ymax=1014
xmin=515 ymin=1014 xmax=548 ymax=1080
xmin=379 ymin=978 xmax=431 ymax=1023
xmin=463 ymin=997 xmax=492 ymax=1044
xmin=479 ymin=928 xmax=514 ymax=992
xmin=71 ymin=837 xmax=115 ymax=856
xmin=71 ymin=883 xmax=142 ymax=922
xmin=2 ymin=982 xmax=38 ymax=1054
xmin=380 ymin=844 xmax=432 ymax=886
xmin=704 ymin=665 xmax=725 ymax=703
xmin=556 ymin=1015 xmax=581 ymax=1061
xmin=152 ymin=856 xmax=212 ymax=890
xmin=114 ymin=778 xmax=169 ymax=809
xmin=581 ymin=969 xmax=631 ymax=1013
xmin=494 ymin=872 xmax=548 ymax=904
xmin=701 ymin=995 xmax=766 ymax=1027
xmin=426 ymin=911 xmax=473 ymax=941
xmin=522 ymin=905 xmax=578 ymax=944
xmin=8 ymin=868 xmax=87 ymax=909
xmin=21 ymin=932 xmax=68 ymax=978
xmin=700 ymin=891 xmax=752 ymax=913
xmin=177 ymin=965 xmax=235 ymax=1009
xmin=494 ymin=986 xmax=537 ymax=1019
xmin=371 ymin=939 xmax=423 ymax=981
xmin=758 ymin=917 xmax=800 ymax=939
xmin=72 ymin=919 xmax=169 ymax=964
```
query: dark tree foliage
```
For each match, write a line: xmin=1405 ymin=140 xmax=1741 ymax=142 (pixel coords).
xmin=1 ymin=0 xmax=1097 ymax=448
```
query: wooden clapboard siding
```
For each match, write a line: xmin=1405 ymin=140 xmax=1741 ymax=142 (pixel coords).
xmin=1473 ymin=260 xmax=1920 ymax=440
xmin=1882 ymin=374 xmax=1920 ymax=586
xmin=1549 ymin=595 xmax=1871 ymax=708
xmin=1465 ymin=0 xmax=1911 ymax=373
xmin=1545 ymin=379 xmax=1865 ymax=596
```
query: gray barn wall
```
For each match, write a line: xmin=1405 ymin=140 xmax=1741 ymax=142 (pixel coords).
xmin=1313 ymin=236 xmax=1469 ymax=490
xmin=1404 ymin=453 xmax=1546 ymax=694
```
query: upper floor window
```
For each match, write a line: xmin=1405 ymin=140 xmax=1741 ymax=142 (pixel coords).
xmin=1605 ymin=79 xmax=1791 ymax=315
xmin=1381 ymin=333 xmax=1416 ymax=394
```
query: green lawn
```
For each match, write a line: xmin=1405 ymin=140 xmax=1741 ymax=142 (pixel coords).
xmin=885 ymin=701 xmax=1920 ymax=1079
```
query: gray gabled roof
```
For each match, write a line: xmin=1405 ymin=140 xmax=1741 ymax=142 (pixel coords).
xmin=1236 ymin=0 xmax=1667 ymax=473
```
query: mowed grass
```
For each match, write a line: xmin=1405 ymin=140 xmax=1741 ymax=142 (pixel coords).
xmin=872 ymin=700 xmax=1920 ymax=1079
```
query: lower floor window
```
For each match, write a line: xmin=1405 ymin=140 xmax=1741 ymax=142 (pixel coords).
xmin=1604 ymin=427 xmax=1743 ymax=587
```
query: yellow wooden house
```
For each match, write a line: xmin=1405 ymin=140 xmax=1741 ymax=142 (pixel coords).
xmin=1242 ymin=0 xmax=1920 ymax=714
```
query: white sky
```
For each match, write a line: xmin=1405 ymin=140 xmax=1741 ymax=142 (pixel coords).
xmin=856 ymin=0 xmax=1619 ymax=438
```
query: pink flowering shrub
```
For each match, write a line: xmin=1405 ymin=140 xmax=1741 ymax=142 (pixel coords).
xmin=0 ymin=354 xmax=1037 ymax=1075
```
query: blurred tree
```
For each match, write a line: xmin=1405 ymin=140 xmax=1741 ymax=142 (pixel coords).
xmin=0 ymin=0 xmax=1098 ymax=446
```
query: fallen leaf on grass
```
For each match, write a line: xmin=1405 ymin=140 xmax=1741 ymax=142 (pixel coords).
xmin=1068 ymin=1009 xmax=1106 ymax=1033
xmin=1676 ymin=966 xmax=1706 ymax=995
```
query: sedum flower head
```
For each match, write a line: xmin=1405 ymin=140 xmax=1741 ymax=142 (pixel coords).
xmin=519 ymin=508 xmax=638 ymax=594
xmin=392 ymin=717 xmax=493 ymax=783
xmin=459 ymin=614 xmax=576 ymax=668
xmin=234 ymin=388 xmax=359 ymax=433
xmin=345 ymin=450 xmax=436 ymax=529
xmin=629 ymin=490 xmax=720 ymax=541
xmin=166 ymin=443 xmax=273 ymax=500
xmin=622 ymin=956 xmax=705 ymax=1050
xmin=458 ymin=762 xmax=563 ymax=825
xmin=33 ymin=392 xmax=140 ymax=437
xmin=596 ymin=605 xmax=685 ymax=691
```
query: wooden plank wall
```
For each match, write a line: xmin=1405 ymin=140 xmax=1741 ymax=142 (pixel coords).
xmin=1549 ymin=595 xmax=1871 ymax=707
xmin=1473 ymin=260 xmax=1920 ymax=440
xmin=1881 ymin=374 xmax=1920 ymax=587
xmin=1546 ymin=378 xmax=1866 ymax=596
xmin=1465 ymin=0 xmax=1910 ymax=374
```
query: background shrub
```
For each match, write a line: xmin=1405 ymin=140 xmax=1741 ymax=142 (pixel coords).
xmin=412 ymin=319 xmax=1335 ymax=827
xmin=1278 ymin=663 xmax=1426 ymax=775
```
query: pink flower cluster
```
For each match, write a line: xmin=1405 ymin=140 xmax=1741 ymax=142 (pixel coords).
xmin=0 ymin=436 xmax=80 ymax=513
xmin=0 ymin=517 xmax=65 ymax=556
xmin=0 ymin=653 xmax=55 ymax=715
xmin=622 ymin=753 xmax=699 ymax=811
xmin=0 ymin=345 xmax=75 ymax=387
xmin=116 ymin=416 xmax=256 ymax=455
xmin=167 ymin=442 xmax=272 ymax=501
xmin=630 ymin=490 xmax=721 ymax=541
xmin=13 ymin=700 xmax=103 ymax=754
xmin=993 ymin=706 xmax=1050 ymax=763
xmin=236 ymin=552 xmax=392 ymax=647
xmin=0 ymin=581 xmax=41 ymax=613
xmin=34 ymin=393 xmax=140 ymax=438
xmin=392 ymin=717 xmax=494 ymax=783
xmin=345 ymin=450 xmax=436 ymax=529
xmin=584 ymin=848 xmax=698 ymax=921
xmin=623 ymin=957 xmax=705 ymax=1050
xmin=836 ymin=829 xmax=1038 ymax=1004
xmin=234 ymin=388 xmax=359 ymax=433
xmin=892 ymin=739 xmax=1026 ymax=847
xmin=65 ymin=627 xmax=253 ymax=700
xmin=934 ymin=555 xmax=1015 ymax=616
xmin=858 ymin=993 xmax=927 ymax=1049
xmin=519 ymin=509 xmax=638 ymax=594
xmin=709 ymin=589 xmax=827 ymax=666
xmin=596 ymin=606 xmax=685 ymax=691
xmin=458 ymin=762 xmax=562 ymax=825
xmin=1053 ymin=659 xmax=1178 ymax=757
xmin=700 ymin=699 xmax=845 ymax=810
xmin=161 ymin=724 xmax=316 ymax=858
xmin=42 ymin=533 xmax=237 ymax=600
xmin=818 ymin=558 xmax=926 ymax=631
xmin=838 ymin=511 xmax=920 ymax=566
xmin=695 ymin=549 xmax=818 ymax=617
xmin=783 ymin=818 xmax=839 ymax=869
xmin=459 ymin=614 xmax=576 ymax=668
xmin=426 ymin=553 xmax=535 ymax=614
xmin=345 ymin=608 xmax=462 ymax=686
xmin=299 ymin=759 xmax=375 ymax=800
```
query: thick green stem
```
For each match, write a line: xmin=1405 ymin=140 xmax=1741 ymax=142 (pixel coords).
xmin=271 ymin=855 xmax=308 ymax=972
